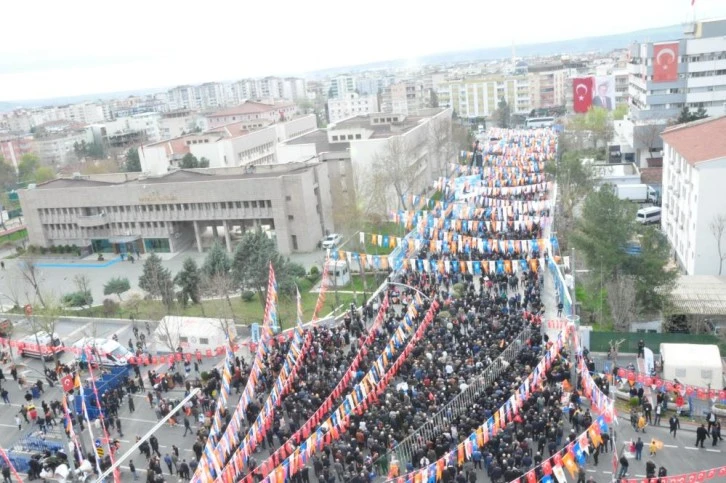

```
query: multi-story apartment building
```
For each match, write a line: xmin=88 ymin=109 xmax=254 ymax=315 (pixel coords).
xmin=229 ymin=77 xmax=308 ymax=104
xmin=158 ymin=110 xmax=208 ymax=140
xmin=139 ymin=115 xmax=316 ymax=174
xmin=613 ymin=69 xmax=630 ymax=106
xmin=380 ymin=81 xmax=433 ymax=115
xmin=327 ymin=75 xmax=357 ymax=99
xmin=90 ymin=112 xmax=162 ymax=148
xmin=32 ymin=121 xmax=92 ymax=166
xmin=327 ymin=93 xmax=380 ymax=123
xmin=0 ymin=134 xmax=34 ymax=171
xmin=526 ymin=65 xmax=570 ymax=109
xmin=437 ymin=76 xmax=531 ymax=119
xmin=660 ymin=115 xmax=726 ymax=275
xmin=617 ymin=18 xmax=726 ymax=166
xmin=18 ymin=159 xmax=352 ymax=255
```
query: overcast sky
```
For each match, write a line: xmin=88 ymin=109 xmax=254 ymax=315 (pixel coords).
xmin=0 ymin=0 xmax=722 ymax=101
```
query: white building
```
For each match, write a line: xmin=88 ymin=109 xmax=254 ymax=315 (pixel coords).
xmin=437 ymin=76 xmax=531 ymax=119
xmin=327 ymin=75 xmax=357 ymax=99
xmin=620 ymin=18 xmax=726 ymax=167
xmin=660 ymin=115 xmax=726 ymax=275
xmin=95 ymin=112 xmax=162 ymax=145
xmin=159 ymin=110 xmax=208 ymax=140
xmin=327 ymin=93 xmax=380 ymax=123
xmin=33 ymin=121 xmax=93 ymax=166
xmin=228 ymin=77 xmax=307 ymax=104
xmin=139 ymin=115 xmax=317 ymax=175
xmin=205 ymin=101 xmax=297 ymax=129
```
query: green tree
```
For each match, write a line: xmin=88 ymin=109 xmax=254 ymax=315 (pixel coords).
xmin=174 ymin=257 xmax=202 ymax=306
xmin=0 ymin=157 xmax=18 ymax=191
xmin=138 ymin=252 xmax=175 ymax=310
xmin=493 ymin=98 xmax=510 ymax=128
xmin=86 ymin=142 xmax=105 ymax=159
xmin=180 ymin=153 xmax=200 ymax=169
xmin=125 ymin=148 xmax=142 ymax=172
xmin=199 ymin=157 xmax=210 ymax=168
xmin=612 ymin=104 xmax=628 ymax=121
xmin=571 ymin=185 xmax=637 ymax=282
xmin=103 ymin=276 xmax=131 ymax=301
xmin=624 ymin=227 xmax=677 ymax=314
xmin=202 ymin=241 xmax=231 ymax=278
xmin=676 ymin=106 xmax=709 ymax=124
xmin=33 ymin=166 xmax=55 ymax=183
xmin=232 ymin=229 xmax=293 ymax=306
xmin=18 ymin=153 xmax=39 ymax=183
xmin=545 ymin=152 xmax=595 ymax=225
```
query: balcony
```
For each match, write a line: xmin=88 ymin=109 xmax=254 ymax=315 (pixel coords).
xmin=76 ymin=212 xmax=108 ymax=228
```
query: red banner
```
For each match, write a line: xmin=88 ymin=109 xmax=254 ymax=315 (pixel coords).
xmin=653 ymin=42 xmax=679 ymax=82
xmin=572 ymin=77 xmax=593 ymax=113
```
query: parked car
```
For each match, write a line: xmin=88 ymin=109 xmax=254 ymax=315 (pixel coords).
xmin=321 ymin=233 xmax=343 ymax=249
xmin=72 ymin=337 xmax=133 ymax=367
xmin=18 ymin=331 xmax=63 ymax=361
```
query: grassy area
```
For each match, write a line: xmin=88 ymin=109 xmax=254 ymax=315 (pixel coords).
xmin=345 ymin=273 xmax=384 ymax=294
xmin=0 ymin=228 xmax=27 ymax=246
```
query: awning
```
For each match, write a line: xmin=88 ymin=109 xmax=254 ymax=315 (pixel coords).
xmin=108 ymin=235 xmax=141 ymax=244
xmin=669 ymin=275 xmax=726 ymax=316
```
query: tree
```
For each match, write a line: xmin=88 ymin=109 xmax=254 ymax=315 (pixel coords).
xmin=676 ymin=106 xmax=709 ymax=124
xmin=18 ymin=257 xmax=46 ymax=308
xmin=232 ymin=229 xmax=293 ymax=306
xmin=709 ymin=213 xmax=726 ymax=275
xmin=427 ymin=115 xmax=453 ymax=177
xmin=202 ymin=242 xmax=231 ymax=278
xmin=138 ymin=252 xmax=175 ymax=310
xmin=606 ymin=273 xmax=637 ymax=331
xmin=567 ymin=108 xmax=613 ymax=150
xmin=174 ymin=257 xmax=202 ymax=306
xmin=634 ymin=123 xmax=665 ymax=161
xmin=85 ymin=143 xmax=105 ymax=159
xmin=155 ymin=316 xmax=182 ymax=353
xmin=18 ymin=154 xmax=39 ymax=183
xmin=104 ymin=277 xmax=131 ymax=301
xmin=612 ymin=104 xmax=629 ymax=121
xmin=125 ymin=148 xmax=142 ymax=172
xmin=199 ymin=157 xmax=210 ymax=168
xmin=493 ymin=98 xmax=510 ymax=128
xmin=0 ymin=157 xmax=18 ymax=191
xmin=624 ymin=227 xmax=677 ymax=314
xmin=369 ymin=136 xmax=417 ymax=213
xmin=73 ymin=274 xmax=93 ymax=308
xmin=33 ymin=166 xmax=55 ymax=184
xmin=180 ymin=153 xmax=200 ymax=169
xmin=545 ymin=152 xmax=595 ymax=239
xmin=572 ymin=186 xmax=636 ymax=282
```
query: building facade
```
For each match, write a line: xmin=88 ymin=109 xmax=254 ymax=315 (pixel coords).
xmin=18 ymin=160 xmax=352 ymax=255
xmin=32 ymin=121 xmax=93 ymax=166
xmin=437 ymin=76 xmax=531 ymax=119
xmin=327 ymin=93 xmax=380 ymax=123
xmin=0 ymin=134 xmax=34 ymax=171
xmin=660 ymin=116 xmax=726 ymax=275
xmin=526 ymin=67 xmax=570 ymax=109
xmin=205 ymin=101 xmax=297 ymax=129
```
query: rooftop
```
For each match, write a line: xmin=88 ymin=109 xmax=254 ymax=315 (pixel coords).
xmin=669 ymin=275 xmax=726 ymax=316
xmin=207 ymin=101 xmax=293 ymax=118
xmin=331 ymin=114 xmax=427 ymax=138
xmin=285 ymin=129 xmax=350 ymax=153
xmin=661 ymin=115 xmax=726 ymax=166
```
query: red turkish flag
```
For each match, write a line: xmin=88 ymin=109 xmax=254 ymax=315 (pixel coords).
xmin=61 ymin=375 xmax=74 ymax=392
xmin=572 ymin=77 xmax=593 ymax=113
xmin=653 ymin=42 xmax=679 ymax=82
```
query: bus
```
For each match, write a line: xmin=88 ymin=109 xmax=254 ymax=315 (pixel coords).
xmin=525 ymin=116 xmax=555 ymax=128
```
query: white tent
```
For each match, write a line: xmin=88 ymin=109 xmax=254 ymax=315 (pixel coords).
xmin=659 ymin=343 xmax=723 ymax=389
xmin=154 ymin=316 xmax=237 ymax=354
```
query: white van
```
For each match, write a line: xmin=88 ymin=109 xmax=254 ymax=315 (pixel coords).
xmin=637 ymin=206 xmax=662 ymax=224
xmin=72 ymin=337 xmax=133 ymax=367
xmin=18 ymin=331 xmax=63 ymax=360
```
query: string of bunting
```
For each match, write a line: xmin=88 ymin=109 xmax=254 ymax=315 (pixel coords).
xmin=420 ymin=235 xmax=551 ymax=257
xmin=614 ymin=369 xmax=726 ymax=402
xmin=400 ymin=257 xmax=545 ymax=275
xmin=250 ymin=299 xmax=441 ymax=483
xmin=245 ymin=294 xmax=391 ymax=482
xmin=385 ymin=328 xmax=568 ymax=483
xmin=194 ymin=294 xmax=314 ymax=482
xmin=450 ymin=162 xmax=543 ymax=176
xmin=413 ymin=216 xmax=547 ymax=236
xmin=195 ymin=263 xmax=279 ymax=479
xmin=453 ymin=182 xmax=552 ymax=200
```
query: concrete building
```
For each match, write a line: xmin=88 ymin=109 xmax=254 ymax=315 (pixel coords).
xmin=660 ymin=115 xmax=726 ymax=276
xmin=139 ymin=115 xmax=317 ymax=174
xmin=205 ymin=101 xmax=297 ymax=129
xmin=380 ymin=81 xmax=433 ymax=115
xmin=437 ymin=76 xmax=531 ymax=119
xmin=18 ymin=159 xmax=353 ymax=255
xmin=278 ymin=108 xmax=453 ymax=214
xmin=92 ymin=112 xmax=162 ymax=147
xmin=327 ymin=93 xmax=380 ymax=123
xmin=618 ymin=19 xmax=726 ymax=167
xmin=526 ymin=65 xmax=571 ymax=109
xmin=158 ymin=110 xmax=208 ymax=140
xmin=327 ymin=75 xmax=357 ymax=99
xmin=32 ymin=121 xmax=93 ymax=166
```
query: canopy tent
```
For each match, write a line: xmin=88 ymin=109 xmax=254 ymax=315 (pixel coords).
xmin=659 ymin=343 xmax=722 ymax=389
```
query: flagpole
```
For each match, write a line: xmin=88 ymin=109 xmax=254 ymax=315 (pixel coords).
xmin=0 ymin=447 xmax=24 ymax=483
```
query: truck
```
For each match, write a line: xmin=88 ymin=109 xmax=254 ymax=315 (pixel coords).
xmin=615 ymin=183 xmax=649 ymax=203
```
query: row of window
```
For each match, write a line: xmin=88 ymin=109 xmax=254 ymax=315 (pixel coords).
xmin=41 ymin=200 xmax=274 ymax=217
xmin=331 ymin=134 xmax=362 ymax=141
xmin=238 ymin=142 xmax=274 ymax=161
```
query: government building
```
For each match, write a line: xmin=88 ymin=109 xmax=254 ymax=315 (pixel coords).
xmin=18 ymin=159 xmax=353 ymax=256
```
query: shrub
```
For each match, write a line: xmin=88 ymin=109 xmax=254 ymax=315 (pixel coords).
xmin=40 ymin=247 xmax=48 ymax=255
xmin=629 ymin=397 xmax=640 ymax=408
xmin=288 ymin=262 xmax=306 ymax=278
xmin=62 ymin=290 xmax=93 ymax=307
xmin=102 ymin=298 xmax=120 ymax=316
xmin=200 ymin=371 xmax=210 ymax=381
xmin=241 ymin=291 xmax=255 ymax=302
xmin=49 ymin=245 xmax=57 ymax=254
xmin=309 ymin=265 xmax=320 ymax=276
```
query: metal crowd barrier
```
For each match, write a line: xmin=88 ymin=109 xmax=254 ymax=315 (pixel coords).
xmin=374 ymin=327 xmax=534 ymax=470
